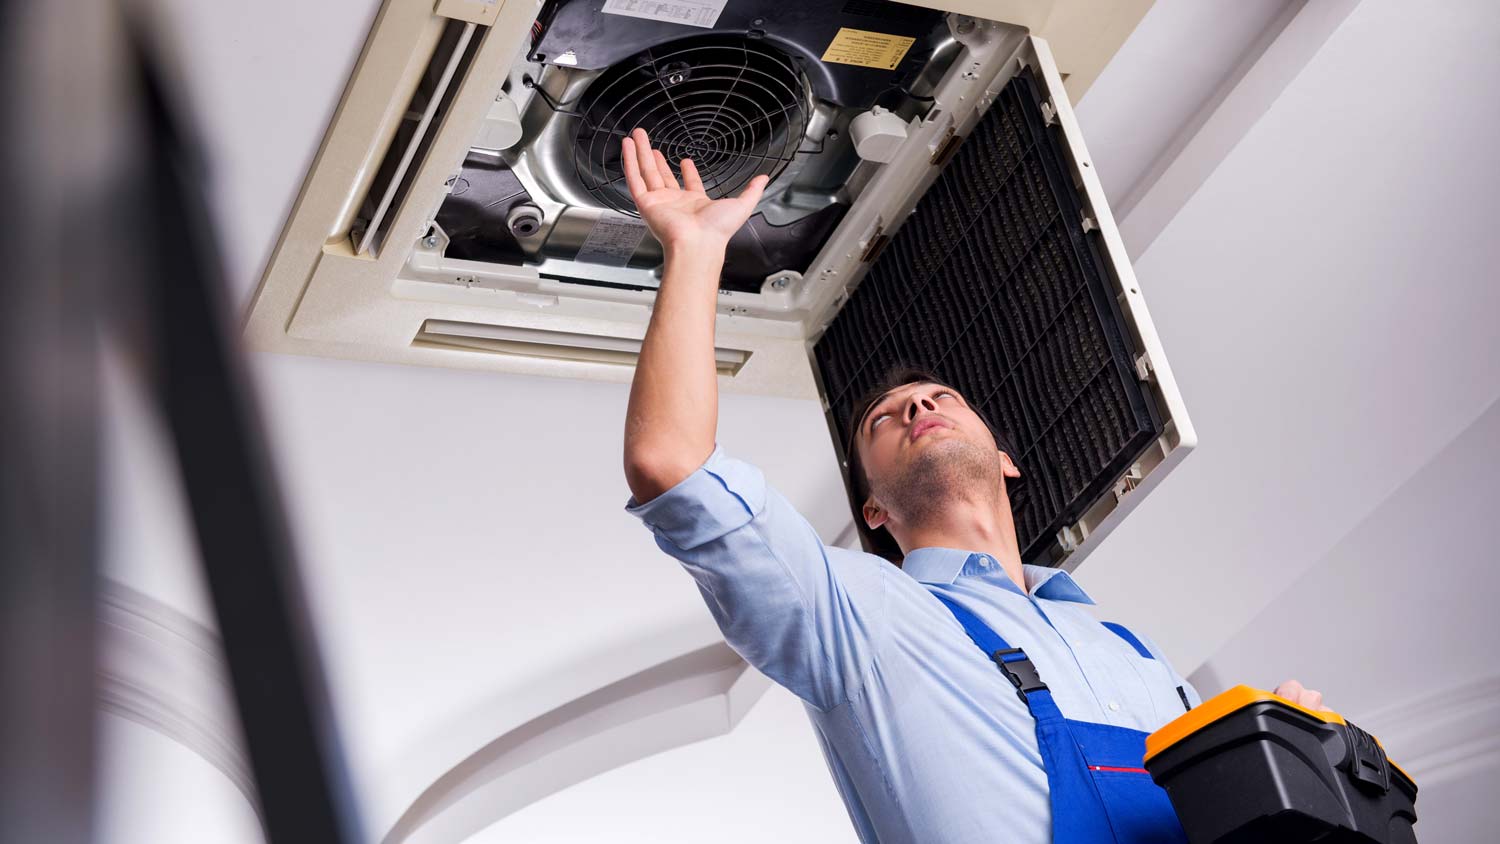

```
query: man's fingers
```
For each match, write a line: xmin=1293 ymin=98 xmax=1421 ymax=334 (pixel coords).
xmin=1274 ymin=679 xmax=1330 ymax=712
xmin=632 ymin=128 xmax=663 ymax=191
xmin=652 ymin=149 xmax=680 ymax=190
xmin=621 ymin=138 xmax=647 ymax=199
xmin=680 ymin=157 xmax=705 ymax=193
xmin=1274 ymin=679 xmax=1304 ymax=702
xmin=733 ymin=173 xmax=769 ymax=213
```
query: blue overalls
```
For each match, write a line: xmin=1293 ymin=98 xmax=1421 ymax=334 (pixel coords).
xmin=930 ymin=592 xmax=1189 ymax=843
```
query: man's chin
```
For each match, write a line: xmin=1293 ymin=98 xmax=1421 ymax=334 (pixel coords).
xmin=904 ymin=435 xmax=973 ymax=468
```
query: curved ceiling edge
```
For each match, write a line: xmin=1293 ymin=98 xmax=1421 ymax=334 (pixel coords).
xmin=97 ymin=577 xmax=259 ymax=817
xmin=383 ymin=642 xmax=770 ymax=844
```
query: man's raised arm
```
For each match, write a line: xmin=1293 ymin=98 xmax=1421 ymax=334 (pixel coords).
xmin=620 ymin=127 xmax=767 ymax=503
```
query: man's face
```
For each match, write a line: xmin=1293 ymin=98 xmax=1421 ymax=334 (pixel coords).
xmin=854 ymin=381 xmax=1017 ymax=530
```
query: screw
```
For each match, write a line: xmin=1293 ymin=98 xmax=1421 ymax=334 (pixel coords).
xmin=772 ymin=276 xmax=789 ymax=289
xmin=422 ymin=234 xmax=438 ymax=248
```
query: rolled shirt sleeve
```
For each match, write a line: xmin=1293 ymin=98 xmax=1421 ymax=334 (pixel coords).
xmin=626 ymin=445 xmax=884 ymax=712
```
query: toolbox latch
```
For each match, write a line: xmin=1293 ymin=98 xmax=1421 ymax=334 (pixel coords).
xmin=1342 ymin=722 xmax=1391 ymax=794
xmin=991 ymin=648 xmax=1049 ymax=702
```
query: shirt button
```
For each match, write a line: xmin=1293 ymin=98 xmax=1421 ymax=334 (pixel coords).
xmin=1108 ymin=701 xmax=1121 ymax=712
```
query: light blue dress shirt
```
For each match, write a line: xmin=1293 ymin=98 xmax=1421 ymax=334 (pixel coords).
xmin=626 ymin=446 xmax=1201 ymax=844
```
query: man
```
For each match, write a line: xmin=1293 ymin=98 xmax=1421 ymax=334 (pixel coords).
xmin=618 ymin=127 xmax=1330 ymax=843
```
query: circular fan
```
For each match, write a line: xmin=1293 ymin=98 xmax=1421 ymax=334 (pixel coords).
xmin=573 ymin=36 xmax=812 ymax=216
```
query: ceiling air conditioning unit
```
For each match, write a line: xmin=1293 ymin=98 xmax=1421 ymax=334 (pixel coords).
xmin=247 ymin=0 xmax=1195 ymax=569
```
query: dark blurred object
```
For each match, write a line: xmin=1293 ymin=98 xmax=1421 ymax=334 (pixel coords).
xmin=0 ymin=0 xmax=105 ymax=840
xmin=1 ymin=1 xmax=364 ymax=841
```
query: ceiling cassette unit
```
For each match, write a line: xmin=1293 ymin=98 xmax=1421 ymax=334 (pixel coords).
xmin=247 ymin=0 xmax=1194 ymax=569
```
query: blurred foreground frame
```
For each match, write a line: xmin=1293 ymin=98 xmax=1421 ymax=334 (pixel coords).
xmin=0 ymin=2 xmax=363 ymax=841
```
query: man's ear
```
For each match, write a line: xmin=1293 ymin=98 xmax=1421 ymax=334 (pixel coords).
xmin=998 ymin=450 xmax=1022 ymax=479
xmin=862 ymin=497 xmax=888 ymax=530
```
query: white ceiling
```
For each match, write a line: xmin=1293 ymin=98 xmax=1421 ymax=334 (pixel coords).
xmin=1075 ymin=0 xmax=1293 ymax=212
xmin=106 ymin=0 xmax=1500 ymax=841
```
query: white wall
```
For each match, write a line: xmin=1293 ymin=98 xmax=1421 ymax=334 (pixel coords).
xmin=248 ymin=351 xmax=851 ymax=838
xmin=1066 ymin=0 xmax=1500 ymax=673
xmin=1189 ymin=396 xmax=1500 ymax=843
xmin=95 ymin=714 xmax=262 ymax=844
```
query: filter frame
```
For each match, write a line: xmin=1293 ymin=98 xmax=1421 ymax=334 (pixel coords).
xmin=812 ymin=67 xmax=1162 ymax=567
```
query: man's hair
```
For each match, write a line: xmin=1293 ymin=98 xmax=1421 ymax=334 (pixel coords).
xmin=842 ymin=364 xmax=1021 ymax=564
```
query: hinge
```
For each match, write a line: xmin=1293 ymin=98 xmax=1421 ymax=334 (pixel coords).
xmin=860 ymin=227 xmax=891 ymax=263
xmin=1056 ymin=523 xmax=1084 ymax=554
xmin=930 ymin=126 xmax=962 ymax=167
xmin=1112 ymin=463 xmax=1144 ymax=503
xmin=1134 ymin=351 xmax=1154 ymax=382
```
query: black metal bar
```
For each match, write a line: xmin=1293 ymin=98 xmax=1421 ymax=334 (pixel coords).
xmin=128 ymin=28 xmax=365 ymax=844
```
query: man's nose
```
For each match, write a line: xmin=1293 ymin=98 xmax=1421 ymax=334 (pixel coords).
xmin=905 ymin=393 xmax=939 ymax=422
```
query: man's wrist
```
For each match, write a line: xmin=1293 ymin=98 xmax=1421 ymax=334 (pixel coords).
xmin=661 ymin=236 xmax=728 ymax=265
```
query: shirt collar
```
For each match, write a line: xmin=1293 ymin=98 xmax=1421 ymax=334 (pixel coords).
xmin=901 ymin=546 xmax=1096 ymax=605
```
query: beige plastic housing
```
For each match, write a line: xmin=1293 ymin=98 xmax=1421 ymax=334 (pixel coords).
xmin=245 ymin=0 xmax=1154 ymax=401
xmin=243 ymin=0 xmax=1191 ymax=572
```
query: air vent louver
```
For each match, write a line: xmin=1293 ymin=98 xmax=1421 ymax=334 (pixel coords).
xmin=352 ymin=18 xmax=483 ymax=255
xmin=813 ymin=69 xmax=1161 ymax=565
xmin=414 ymin=319 xmax=751 ymax=375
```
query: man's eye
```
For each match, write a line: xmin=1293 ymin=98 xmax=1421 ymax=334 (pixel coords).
xmin=871 ymin=414 xmax=889 ymax=430
xmin=936 ymin=391 xmax=955 ymax=400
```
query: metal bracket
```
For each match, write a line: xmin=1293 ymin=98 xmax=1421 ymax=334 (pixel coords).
xmin=434 ymin=0 xmax=500 ymax=26
xmin=418 ymin=222 xmax=449 ymax=252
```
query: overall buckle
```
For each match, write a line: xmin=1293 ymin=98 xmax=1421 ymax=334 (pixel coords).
xmin=992 ymin=647 xmax=1048 ymax=702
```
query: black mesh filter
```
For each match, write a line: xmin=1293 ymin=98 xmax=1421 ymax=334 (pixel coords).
xmin=573 ymin=36 xmax=811 ymax=216
xmin=813 ymin=69 xmax=1161 ymax=566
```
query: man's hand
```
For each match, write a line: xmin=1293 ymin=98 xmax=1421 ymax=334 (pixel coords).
xmin=621 ymin=127 xmax=769 ymax=251
xmin=620 ymin=127 xmax=768 ymax=504
xmin=1273 ymin=678 xmax=1335 ymax=713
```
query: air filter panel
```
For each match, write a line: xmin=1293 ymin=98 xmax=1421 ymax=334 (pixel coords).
xmin=813 ymin=67 xmax=1163 ymax=567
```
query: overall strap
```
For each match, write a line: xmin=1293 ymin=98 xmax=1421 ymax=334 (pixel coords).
xmin=1103 ymin=621 xmax=1192 ymax=712
xmin=931 ymin=593 xmax=1048 ymax=703
xmin=1101 ymin=622 xmax=1153 ymax=659
xmin=931 ymin=592 xmax=1120 ymax=842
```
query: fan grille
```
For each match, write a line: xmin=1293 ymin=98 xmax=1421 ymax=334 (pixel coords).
xmin=573 ymin=36 xmax=811 ymax=216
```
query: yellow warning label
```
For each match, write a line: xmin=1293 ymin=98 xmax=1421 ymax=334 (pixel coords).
xmin=820 ymin=27 xmax=915 ymax=70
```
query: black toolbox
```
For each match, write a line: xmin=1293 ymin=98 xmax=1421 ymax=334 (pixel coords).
xmin=1143 ymin=685 xmax=1418 ymax=843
